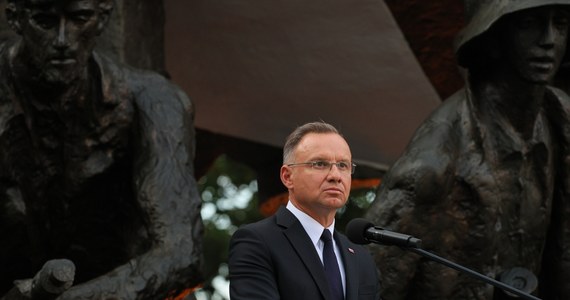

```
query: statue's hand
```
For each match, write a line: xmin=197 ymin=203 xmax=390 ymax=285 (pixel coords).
xmin=32 ymin=259 xmax=75 ymax=298
xmin=54 ymin=274 xmax=133 ymax=300
xmin=54 ymin=287 xmax=93 ymax=300
xmin=54 ymin=282 xmax=107 ymax=300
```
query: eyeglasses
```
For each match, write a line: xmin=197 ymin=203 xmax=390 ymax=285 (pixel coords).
xmin=287 ymin=160 xmax=356 ymax=174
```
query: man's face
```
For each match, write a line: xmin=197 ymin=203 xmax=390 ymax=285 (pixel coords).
xmin=18 ymin=0 xmax=103 ymax=85
xmin=501 ymin=6 xmax=569 ymax=84
xmin=281 ymin=133 xmax=352 ymax=220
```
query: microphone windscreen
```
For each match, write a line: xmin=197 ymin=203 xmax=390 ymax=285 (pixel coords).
xmin=345 ymin=218 xmax=374 ymax=245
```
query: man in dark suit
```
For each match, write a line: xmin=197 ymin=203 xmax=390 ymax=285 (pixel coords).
xmin=229 ymin=121 xmax=380 ymax=300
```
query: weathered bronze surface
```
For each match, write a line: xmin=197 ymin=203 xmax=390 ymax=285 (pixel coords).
xmin=0 ymin=0 xmax=203 ymax=299
xmin=366 ymin=1 xmax=570 ymax=299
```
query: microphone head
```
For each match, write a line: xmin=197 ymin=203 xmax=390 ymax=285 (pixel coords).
xmin=345 ymin=218 xmax=374 ymax=244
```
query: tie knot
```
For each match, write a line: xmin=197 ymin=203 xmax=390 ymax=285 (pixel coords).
xmin=321 ymin=229 xmax=333 ymax=242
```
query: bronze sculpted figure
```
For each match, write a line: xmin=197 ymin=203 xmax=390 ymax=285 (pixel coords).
xmin=366 ymin=1 xmax=570 ymax=299
xmin=0 ymin=0 xmax=203 ymax=299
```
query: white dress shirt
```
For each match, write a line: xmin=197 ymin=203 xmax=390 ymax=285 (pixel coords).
xmin=286 ymin=201 xmax=346 ymax=295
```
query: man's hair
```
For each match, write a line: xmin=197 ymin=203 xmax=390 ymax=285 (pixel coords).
xmin=6 ymin=0 xmax=114 ymax=35
xmin=6 ymin=0 xmax=114 ymax=18
xmin=283 ymin=121 xmax=341 ymax=164
xmin=7 ymin=0 xmax=114 ymax=8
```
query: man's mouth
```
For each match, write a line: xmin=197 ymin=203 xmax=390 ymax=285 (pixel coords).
xmin=528 ymin=56 xmax=556 ymax=71
xmin=49 ymin=58 xmax=76 ymax=66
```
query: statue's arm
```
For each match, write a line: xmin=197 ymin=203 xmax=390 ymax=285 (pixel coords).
xmin=365 ymin=117 xmax=458 ymax=300
xmin=57 ymin=76 xmax=203 ymax=299
xmin=544 ymin=87 xmax=570 ymax=298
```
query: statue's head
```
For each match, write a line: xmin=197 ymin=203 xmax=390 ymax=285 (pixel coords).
xmin=455 ymin=0 xmax=570 ymax=84
xmin=5 ymin=0 xmax=114 ymax=86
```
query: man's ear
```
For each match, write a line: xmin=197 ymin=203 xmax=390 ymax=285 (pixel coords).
xmin=280 ymin=165 xmax=294 ymax=189
xmin=96 ymin=0 xmax=114 ymax=35
xmin=6 ymin=1 xmax=22 ymax=35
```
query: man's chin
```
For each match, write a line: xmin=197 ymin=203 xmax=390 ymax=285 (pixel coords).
xmin=39 ymin=71 xmax=78 ymax=87
xmin=523 ymin=71 xmax=556 ymax=85
xmin=529 ymin=77 xmax=552 ymax=85
xmin=323 ymin=197 xmax=347 ymax=209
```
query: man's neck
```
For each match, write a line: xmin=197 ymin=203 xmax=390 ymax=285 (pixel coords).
xmin=471 ymin=72 xmax=547 ymax=141
xmin=288 ymin=198 xmax=337 ymax=227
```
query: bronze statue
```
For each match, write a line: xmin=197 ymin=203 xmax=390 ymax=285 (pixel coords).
xmin=0 ymin=0 xmax=203 ymax=299
xmin=366 ymin=1 xmax=570 ymax=299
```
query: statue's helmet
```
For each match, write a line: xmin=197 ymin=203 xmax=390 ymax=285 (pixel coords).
xmin=454 ymin=0 xmax=570 ymax=69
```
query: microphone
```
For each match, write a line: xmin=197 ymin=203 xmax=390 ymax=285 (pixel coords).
xmin=345 ymin=219 xmax=541 ymax=300
xmin=345 ymin=218 xmax=422 ymax=248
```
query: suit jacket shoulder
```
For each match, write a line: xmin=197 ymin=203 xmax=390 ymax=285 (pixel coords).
xmin=229 ymin=206 xmax=380 ymax=300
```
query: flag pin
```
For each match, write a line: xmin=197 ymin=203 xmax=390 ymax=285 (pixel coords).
xmin=348 ymin=248 xmax=355 ymax=254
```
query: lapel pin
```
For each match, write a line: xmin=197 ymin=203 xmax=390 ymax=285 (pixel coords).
xmin=348 ymin=247 xmax=355 ymax=254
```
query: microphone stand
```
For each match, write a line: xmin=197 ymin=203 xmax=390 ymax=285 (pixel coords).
xmin=403 ymin=247 xmax=541 ymax=300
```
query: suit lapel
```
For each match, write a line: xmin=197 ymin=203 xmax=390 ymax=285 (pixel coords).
xmin=336 ymin=233 xmax=358 ymax=300
xmin=276 ymin=206 xmax=331 ymax=300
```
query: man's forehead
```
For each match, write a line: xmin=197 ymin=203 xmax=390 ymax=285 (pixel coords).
xmin=295 ymin=133 xmax=351 ymax=158
xmin=25 ymin=0 xmax=99 ymax=9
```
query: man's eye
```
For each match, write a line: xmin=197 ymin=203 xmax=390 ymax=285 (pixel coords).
xmin=71 ymin=12 xmax=94 ymax=24
xmin=337 ymin=162 xmax=349 ymax=170
xmin=32 ymin=14 xmax=58 ymax=29
xmin=554 ymin=16 xmax=569 ymax=30
xmin=517 ymin=16 xmax=538 ymax=29
xmin=313 ymin=161 xmax=330 ymax=169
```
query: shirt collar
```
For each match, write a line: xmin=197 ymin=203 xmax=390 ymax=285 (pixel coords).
xmin=286 ymin=201 xmax=335 ymax=247
xmin=466 ymin=87 xmax=551 ymax=159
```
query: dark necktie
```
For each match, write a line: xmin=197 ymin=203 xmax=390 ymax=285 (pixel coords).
xmin=321 ymin=229 xmax=344 ymax=300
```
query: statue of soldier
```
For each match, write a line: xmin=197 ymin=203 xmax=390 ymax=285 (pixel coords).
xmin=366 ymin=1 xmax=570 ymax=299
xmin=0 ymin=0 xmax=203 ymax=299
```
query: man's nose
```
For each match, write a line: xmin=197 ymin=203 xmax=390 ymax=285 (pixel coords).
xmin=538 ymin=13 xmax=562 ymax=48
xmin=326 ymin=163 xmax=343 ymax=181
xmin=539 ymin=24 xmax=555 ymax=47
xmin=54 ymin=18 xmax=70 ymax=49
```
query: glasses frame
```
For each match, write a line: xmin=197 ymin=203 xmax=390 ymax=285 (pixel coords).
xmin=286 ymin=160 xmax=356 ymax=175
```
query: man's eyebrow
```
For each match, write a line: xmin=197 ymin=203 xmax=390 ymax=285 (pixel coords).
xmin=65 ymin=5 xmax=96 ymax=12
xmin=307 ymin=157 xmax=325 ymax=161
xmin=26 ymin=3 xmax=55 ymax=11
xmin=308 ymin=157 xmax=350 ymax=162
xmin=558 ymin=7 xmax=570 ymax=17
xmin=67 ymin=9 xmax=95 ymax=16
